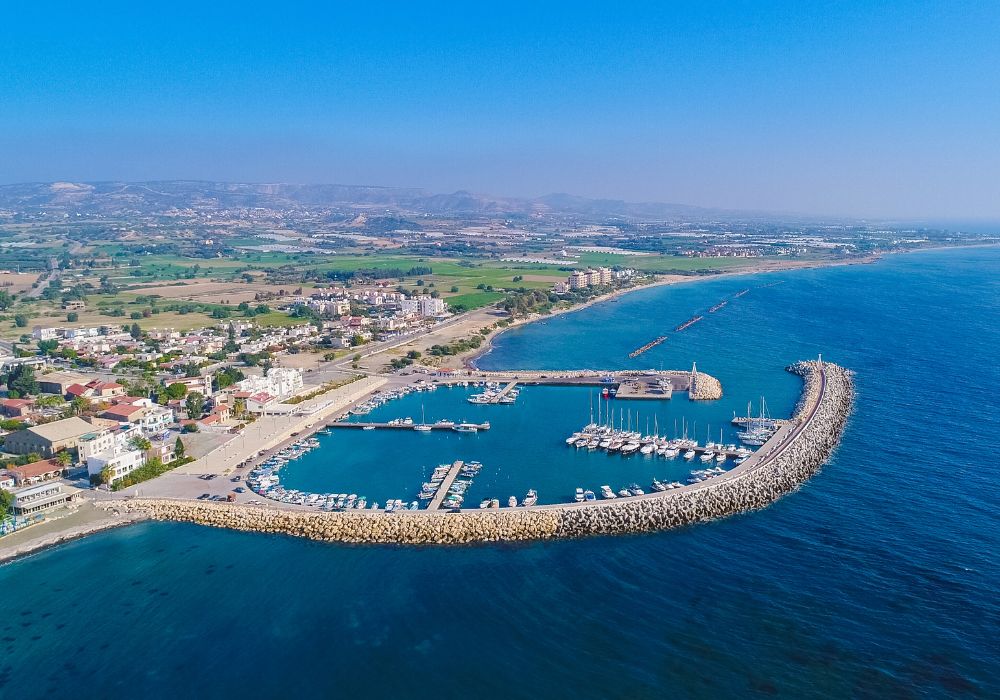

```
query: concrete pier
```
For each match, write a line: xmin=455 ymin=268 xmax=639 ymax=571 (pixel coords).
xmin=328 ymin=421 xmax=490 ymax=432
xmin=426 ymin=461 xmax=465 ymax=510
xmin=486 ymin=381 xmax=518 ymax=404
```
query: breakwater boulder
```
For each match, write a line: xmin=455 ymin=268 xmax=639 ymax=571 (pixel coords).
xmin=104 ymin=360 xmax=852 ymax=545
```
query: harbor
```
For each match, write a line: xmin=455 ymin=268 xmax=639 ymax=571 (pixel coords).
xmin=107 ymin=359 xmax=855 ymax=544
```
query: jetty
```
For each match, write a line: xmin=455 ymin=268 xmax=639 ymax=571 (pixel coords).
xmin=486 ymin=381 xmax=518 ymax=404
xmin=426 ymin=461 xmax=465 ymax=510
xmin=328 ymin=421 xmax=490 ymax=431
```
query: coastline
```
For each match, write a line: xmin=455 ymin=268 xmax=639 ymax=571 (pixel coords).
xmin=462 ymin=254 xmax=879 ymax=369
xmin=0 ymin=504 xmax=147 ymax=565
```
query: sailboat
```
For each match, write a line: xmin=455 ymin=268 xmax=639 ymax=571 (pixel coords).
xmin=414 ymin=404 xmax=432 ymax=432
xmin=738 ymin=397 xmax=774 ymax=446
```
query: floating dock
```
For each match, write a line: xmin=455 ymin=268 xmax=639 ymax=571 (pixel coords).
xmin=426 ymin=461 xmax=465 ymax=510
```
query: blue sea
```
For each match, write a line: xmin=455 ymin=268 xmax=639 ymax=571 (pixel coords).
xmin=2 ymin=247 xmax=998 ymax=699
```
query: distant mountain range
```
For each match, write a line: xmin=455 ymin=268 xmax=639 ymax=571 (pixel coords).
xmin=0 ymin=180 xmax=758 ymax=221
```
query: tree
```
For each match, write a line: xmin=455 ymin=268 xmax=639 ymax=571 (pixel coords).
xmin=66 ymin=311 xmax=79 ymax=322
xmin=130 ymin=322 xmax=142 ymax=339
xmin=55 ymin=451 xmax=72 ymax=467
xmin=174 ymin=436 xmax=185 ymax=459
xmin=406 ymin=350 xmax=422 ymax=360
xmin=0 ymin=489 xmax=14 ymax=515
xmin=450 ymin=286 xmax=459 ymax=293
xmin=13 ymin=314 xmax=28 ymax=328
xmin=100 ymin=466 xmax=114 ymax=486
xmin=185 ymin=391 xmax=205 ymax=419
xmin=232 ymin=397 xmax=247 ymax=419
xmin=68 ymin=396 xmax=89 ymax=416
xmin=130 ymin=436 xmax=152 ymax=452
xmin=0 ymin=290 xmax=13 ymax=310
xmin=35 ymin=395 xmax=65 ymax=409
xmin=182 ymin=422 xmax=199 ymax=433
xmin=165 ymin=382 xmax=188 ymax=400
xmin=37 ymin=339 xmax=59 ymax=355
xmin=7 ymin=364 xmax=39 ymax=396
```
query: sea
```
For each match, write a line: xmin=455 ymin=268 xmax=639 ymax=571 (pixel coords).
xmin=2 ymin=247 xmax=998 ymax=699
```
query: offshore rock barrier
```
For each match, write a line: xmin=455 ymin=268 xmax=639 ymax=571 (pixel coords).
xmin=105 ymin=360 xmax=852 ymax=545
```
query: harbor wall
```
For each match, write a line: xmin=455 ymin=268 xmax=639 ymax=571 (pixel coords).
xmin=105 ymin=361 xmax=853 ymax=544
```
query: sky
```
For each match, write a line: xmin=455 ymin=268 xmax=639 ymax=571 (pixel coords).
xmin=1 ymin=1 xmax=999 ymax=219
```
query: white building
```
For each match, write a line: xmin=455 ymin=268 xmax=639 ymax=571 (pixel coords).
xmin=235 ymin=367 xmax=303 ymax=401
xmin=12 ymin=482 xmax=72 ymax=515
xmin=401 ymin=295 xmax=447 ymax=317
xmin=139 ymin=406 xmax=175 ymax=437
xmin=86 ymin=448 xmax=146 ymax=482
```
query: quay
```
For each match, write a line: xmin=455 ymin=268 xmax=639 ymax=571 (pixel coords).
xmin=328 ymin=421 xmax=491 ymax=431
xmin=426 ymin=461 xmax=465 ymax=510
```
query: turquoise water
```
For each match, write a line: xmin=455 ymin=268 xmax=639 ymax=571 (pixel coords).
xmin=280 ymin=384 xmax=758 ymax=506
xmin=3 ymin=247 xmax=999 ymax=698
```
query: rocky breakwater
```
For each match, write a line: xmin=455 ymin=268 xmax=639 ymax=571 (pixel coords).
xmin=554 ymin=360 xmax=853 ymax=537
xmin=103 ymin=499 xmax=563 ymax=545
xmin=103 ymin=360 xmax=851 ymax=544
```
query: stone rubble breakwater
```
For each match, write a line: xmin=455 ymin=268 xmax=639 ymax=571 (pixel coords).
xmin=104 ymin=360 xmax=852 ymax=545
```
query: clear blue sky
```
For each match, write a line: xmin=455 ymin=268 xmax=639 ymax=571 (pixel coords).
xmin=2 ymin=1 xmax=999 ymax=218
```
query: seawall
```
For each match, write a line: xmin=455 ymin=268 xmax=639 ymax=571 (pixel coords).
xmin=104 ymin=360 xmax=853 ymax=544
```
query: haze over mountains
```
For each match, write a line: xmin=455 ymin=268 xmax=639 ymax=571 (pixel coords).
xmin=0 ymin=181 xmax=777 ymax=222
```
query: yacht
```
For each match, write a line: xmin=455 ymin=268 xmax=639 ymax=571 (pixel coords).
xmin=683 ymin=449 xmax=697 ymax=460
xmin=640 ymin=443 xmax=655 ymax=455
xmin=618 ymin=488 xmax=631 ymax=497
xmin=628 ymin=484 xmax=645 ymax=496
xmin=362 ymin=425 xmax=376 ymax=431
xmin=453 ymin=423 xmax=479 ymax=433
xmin=508 ymin=496 xmax=518 ymax=508
xmin=522 ymin=489 xmax=538 ymax=507
xmin=700 ymin=451 xmax=715 ymax=463
xmin=600 ymin=485 xmax=616 ymax=499
xmin=651 ymin=479 xmax=667 ymax=492
xmin=575 ymin=487 xmax=585 ymax=502
xmin=583 ymin=490 xmax=596 ymax=502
